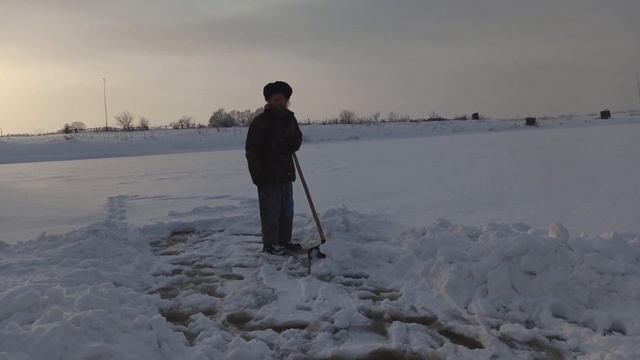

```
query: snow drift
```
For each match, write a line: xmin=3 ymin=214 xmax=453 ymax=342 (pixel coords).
xmin=1 ymin=199 xmax=638 ymax=359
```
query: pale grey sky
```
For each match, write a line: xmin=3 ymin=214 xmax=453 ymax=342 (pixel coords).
xmin=1 ymin=0 xmax=639 ymax=133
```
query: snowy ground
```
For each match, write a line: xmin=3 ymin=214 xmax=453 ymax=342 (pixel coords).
xmin=1 ymin=113 xmax=639 ymax=165
xmin=1 ymin=116 xmax=640 ymax=359
xmin=2 ymin=117 xmax=639 ymax=244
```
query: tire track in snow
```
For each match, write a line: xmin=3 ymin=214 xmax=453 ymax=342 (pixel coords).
xmin=105 ymin=195 xmax=134 ymax=223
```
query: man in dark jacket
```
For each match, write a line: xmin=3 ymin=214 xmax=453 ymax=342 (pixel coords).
xmin=246 ymin=81 xmax=303 ymax=254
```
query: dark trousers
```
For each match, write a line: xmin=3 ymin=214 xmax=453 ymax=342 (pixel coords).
xmin=257 ymin=182 xmax=294 ymax=247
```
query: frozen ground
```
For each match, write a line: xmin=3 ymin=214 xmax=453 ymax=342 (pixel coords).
xmin=1 ymin=117 xmax=640 ymax=359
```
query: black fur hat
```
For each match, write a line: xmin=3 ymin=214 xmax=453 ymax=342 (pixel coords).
xmin=263 ymin=81 xmax=293 ymax=101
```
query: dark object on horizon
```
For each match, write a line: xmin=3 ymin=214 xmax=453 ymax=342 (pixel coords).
xmin=525 ymin=117 xmax=537 ymax=126
xmin=600 ymin=109 xmax=611 ymax=119
xmin=426 ymin=116 xmax=448 ymax=122
xmin=472 ymin=113 xmax=480 ymax=120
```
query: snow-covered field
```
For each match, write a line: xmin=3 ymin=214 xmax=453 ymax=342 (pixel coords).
xmin=1 ymin=114 xmax=639 ymax=165
xmin=1 ymin=116 xmax=639 ymax=359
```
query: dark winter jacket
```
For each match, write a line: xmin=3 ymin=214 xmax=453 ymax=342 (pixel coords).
xmin=245 ymin=107 xmax=302 ymax=186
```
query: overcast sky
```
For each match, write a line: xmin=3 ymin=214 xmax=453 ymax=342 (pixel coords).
xmin=1 ymin=0 xmax=639 ymax=133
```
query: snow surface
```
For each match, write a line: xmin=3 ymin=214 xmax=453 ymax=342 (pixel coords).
xmin=1 ymin=114 xmax=638 ymax=165
xmin=1 ymin=115 xmax=640 ymax=359
xmin=1 ymin=117 xmax=639 ymax=244
xmin=1 ymin=199 xmax=639 ymax=359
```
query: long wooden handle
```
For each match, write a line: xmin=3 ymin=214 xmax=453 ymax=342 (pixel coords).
xmin=293 ymin=153 xmax=327 ymax=244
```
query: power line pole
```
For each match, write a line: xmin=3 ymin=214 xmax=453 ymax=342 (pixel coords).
xmin=636 ymin=70 xmax=640 ymax=104
xmin=103 ymin=77 xmax=109 ymax=131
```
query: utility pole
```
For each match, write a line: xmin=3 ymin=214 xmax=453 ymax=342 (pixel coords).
xmin=636 ymin=71 xmax=640 ymax=104
xmin=103 ymin=77 xmax=109 ymax=131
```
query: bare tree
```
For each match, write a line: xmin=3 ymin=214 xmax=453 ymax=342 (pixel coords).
xmin=371 ymin=112 xmax=381 ymax=122
xmin=339 ymin=110 xmax=356 ymax=124
xmin=171 ymin=115 xmax=195 ymax=129
xmin=62 ymin=121 xmax=86 ymax=133
xmin=209 ymin=108 xmax=236 ymax=128
xmin=138 ymin=117 xmax=150 ymax=130
xmin=70 ymin=121 xmax=86 ymax=132
xmin=115 ymin=111 xmax=135 ymax=131
xmin=62 ymin=121 xmax=87 ymax=134
xmin=387 ymin=111 xmax=398 ymax=123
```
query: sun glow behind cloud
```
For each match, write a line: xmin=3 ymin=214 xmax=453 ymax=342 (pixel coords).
xmin=1 ymin=0 xmax=639 ymax=134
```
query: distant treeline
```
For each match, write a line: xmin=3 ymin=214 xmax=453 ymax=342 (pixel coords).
xmin=3 ymin=108 xmax=634 ymax=137
xmin=56 ymin=108 xmax=490 ymax=134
